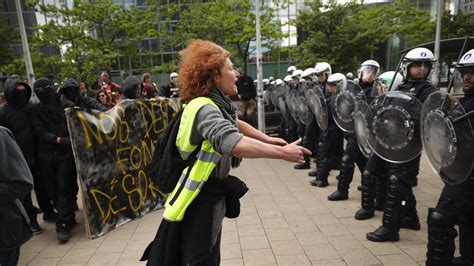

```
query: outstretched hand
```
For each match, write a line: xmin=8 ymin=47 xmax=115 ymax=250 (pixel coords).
xmin=280 ymin=138 xmax=311 ymax=163
xmin=266 ymin=136 xmax=287 ymax=146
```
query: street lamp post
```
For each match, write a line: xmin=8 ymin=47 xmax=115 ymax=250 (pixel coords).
xmin=14 ymin=0 xmax=35 ymax=86
xmin=256 ymin=0 xmax=265 ymax=132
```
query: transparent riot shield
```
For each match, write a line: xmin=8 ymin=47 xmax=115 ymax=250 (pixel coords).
xmin=296 ymin=95 xmax=313 ymax=126
xmin=331 ymin=80 xmax=363 ymax=132
xmin=421 ymin=91 xmax=474 ymax=185
xmin=367 ymin=91 xmax=423 ymax=163
xmin=305 ymin=85 xmax=328 ymax=130
xmin=353 ymin=99 xmax=372 ymax=158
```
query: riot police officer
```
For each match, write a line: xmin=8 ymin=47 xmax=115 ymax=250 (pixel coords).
xmin=366 ymin=47 xmax=437 ymax=242
xmin=327 ymin=61 xmax=380 ymax=200
xmin=426 ymin=49 xmax=474 ymax=265
xmin=309 ymin=73 xmax=344 ymax=187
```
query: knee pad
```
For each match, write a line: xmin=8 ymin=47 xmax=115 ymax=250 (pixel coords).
xmin=428 ymin=208 xmax=455 ymax=228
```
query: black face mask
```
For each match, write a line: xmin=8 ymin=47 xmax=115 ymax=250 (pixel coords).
xmin=123 ymin=85 xmax=138 ymax=99
xmin=11 ymin=89 xmax=29 ymax=107
xmin=35 ymin=87 xmax=57 ymax=105
xmin=63 ymin=86 xmax=80 ymax=102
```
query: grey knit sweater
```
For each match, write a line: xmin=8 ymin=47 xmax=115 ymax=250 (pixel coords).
xmin=191 ymin=103 xmax=243 ymax=246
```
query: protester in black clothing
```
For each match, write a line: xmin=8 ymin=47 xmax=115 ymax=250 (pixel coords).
xmin=426 ymin=49 xmax=474 ymax=265
xmin=236 ymin=71 xmax=256 ymax=123
xmin=61 ymin=78 xmax=108 ymax=111
xmin=367 ymin=48 xmax=437 ymax=242
xmin=0 ymin=77 xmax=56 ymax=234
xmin=121 ymin=76 xmax=143 ymax=100
xmin=0 ymin=126 xmax=34 ymax=265
xmin=32 ymin=78 xmax=77 ymax=243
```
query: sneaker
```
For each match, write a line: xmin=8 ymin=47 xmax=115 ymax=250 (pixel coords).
xmin=57 ymin=228 xmax=71 ymax=243
xmin=43 ymin=211 xmax=58 ymax=223
xmin=29 ymin=219 xmax=42 ymax=235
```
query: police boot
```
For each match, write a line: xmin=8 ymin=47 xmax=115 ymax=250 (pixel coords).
xmin=426 ymin=208 xmax=457 ymax=266
xmin=400 ymin=213 xmax=421 ymax=231
xmin=310 ymin=177 xmax=328 ymax=187
xmin=328 ymin=155 xmax=353 ymax=201
xmin=457 ymin=224 xmax=474 ymax=265
xmin=374 ymin=175 xmax=386 ymax=211
xmin=355 ymin=171 xmax=375 ymax=220
xmin=56 ymin=222 xmax=71 ymax=243
xmin=294 ymin=155 xmax=310 ymax=169
xmin=308 ymin=168 xmax=318 ymax=177
xmin=366 ymin=175 xmax=401 ymax=242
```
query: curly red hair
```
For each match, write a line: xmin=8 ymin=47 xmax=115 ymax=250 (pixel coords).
xmin=178 ymin=39 xmax=230 ymax=102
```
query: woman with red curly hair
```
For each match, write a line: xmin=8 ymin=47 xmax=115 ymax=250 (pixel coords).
xmin=142 ymin=40 xmax=310 ymax=266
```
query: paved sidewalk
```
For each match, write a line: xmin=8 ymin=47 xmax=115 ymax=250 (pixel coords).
xmin=20 ymin=156 xmax=454 ymax=265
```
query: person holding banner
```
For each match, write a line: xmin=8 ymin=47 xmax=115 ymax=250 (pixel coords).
xmin=142 ymin=39 xmax=310 ymax=266
xmin=32 ymin=78 xmax=77 ymax=243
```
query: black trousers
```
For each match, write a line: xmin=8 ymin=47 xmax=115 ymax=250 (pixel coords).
xmin=316 ymin=123 xmax=343 ymax=180
xmin=38 ymin=152 xmax=76 ymax=229
xmin=22 ymin=164 xmax=55 ymax=220
xmin=336 ymin=133 xmax=367 ymax=192
xmin=303 ymin=119 xmax=319 ymax=156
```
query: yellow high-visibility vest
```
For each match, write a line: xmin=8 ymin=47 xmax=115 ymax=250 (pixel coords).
xmin=163 ymin=97 xmax=222 ymax=222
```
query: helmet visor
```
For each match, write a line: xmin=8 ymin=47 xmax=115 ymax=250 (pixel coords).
xmin=408 ymin=61 xmax=432 ymax=81
xmin=360 ymin=66 xmax=378 ymax=84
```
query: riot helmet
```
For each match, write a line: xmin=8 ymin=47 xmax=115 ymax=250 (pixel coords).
xmin=263 ymin=78 xmax=270 ymax=86
xmin=358 ymin=60 xmax=380 ymax=85
xmin=268 ymin=76 xmax=274 ymax=82
xmin=283 ymin=75 xmax=293 ymax=84
xmin=377 ymin=71 xmax=403 ymax=95
xmin=327 ymin=73 xmax=346 ymax=95
xmin=454 ymin=49 xmax=474 ymax=94
xmin=401 ymin=47 xmax=435 ymax=82
xmin=170 ymin=72 xmax=178 ymax=80
xmin=287 ymin=65 xmax=297 ymax=75
xmin=302 ymin=67 xmax=317 ymax=82
xmin=274 ymin=79 xmax=284 ymax=86
xmin=291 ymin=69 xmax=303 ymax=80
xmin=346 ymin=72 xmax=354 ymax=80
xmin=314 ymin=62 xmax=332 ymax=83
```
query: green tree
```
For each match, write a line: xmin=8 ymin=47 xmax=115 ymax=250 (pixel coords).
xmin=0 ymin=17 xmax=19 ymax=72
xmin=164 ymin=0 xmax=285 ymax=74
xmin=4 ymin=0 xmax=158 ymax=85
xmin=294 ymin=0 xmax=434 ymax=72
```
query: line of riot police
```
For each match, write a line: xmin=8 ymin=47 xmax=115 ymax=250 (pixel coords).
xmin=264 ymin=47 xmax=474 ymax=265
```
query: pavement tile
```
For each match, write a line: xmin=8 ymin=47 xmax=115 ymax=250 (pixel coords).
xmin=17 ymin=252 xmax=39 ymax=265
xmin=398 ymin=244 xmax=429 ymax=262
xmin=311 ymin=214 xmax=340 ymax=225
xmin=338 ymin=248 xmax=381 ymax=265
xmin=327 ymin=235 xmax=365 ymax=251
xmin=261 ymin=217 xmax=290 ymax=229
xmin=20 ymin=239 xmax=52 ymax=253
xmin=72 ymin=236 xmax=105 ymax=250
xmin=87 ymin=252 xmax=122 ymax=265
xmin=27 ymin=258 xmax=61 ymax=266
xmin=242 ymin=248 xmax=276 ymax=264
xmin=95 ymin=239 xmax=128 ymax=254
xmin=220 ymin=258 xmax=244 ymax=265
xmin=237 ymin=223 xmax=266 ymax=237
xmin=276 ymin=254 xmax=312 ymax=265
xmin=318 ymin=223 xmax=352 ymax=237
xmin=265 ymin=228 xmax=296 ymax=241
xmin=270 ymin=239 xmax=304 ymax=255
xmin=361 ymin=240 xmax=404 ymax=256
xmin=377 ymin=254 xmax=418 ymax=265
xmin=222 ymin=230 xmax=240 ymax=245
xmin=258 ymin=208 xmax=285 ymax=219
xmin=289 ymin=219 xmax=319 ymax=233
xmin=236 ymin=215 xmax=262 ymax=226
xmin=295 ymin=231 xmax=329 ymax=246
xmin=311 ymin=259 xmax=348 ymax=266
xmin=60 ymin=248 xmax=96 ymax=264
xmin=116 ymin=259 xmax=146 ymax=265
xmin=36 ymin=244 xmax=74 ymax=259
xmin=120 ymin=243 xmax=149 ymax=260
xmin=303 ymin=244 xmax=341 ymax=261
xmin=240 ymin=235 xmax=270 ymax=250
xmin=223 ymin=219 xmax=238 ymax=232
xmin=221 ymin=244 xmax=242 ymax=260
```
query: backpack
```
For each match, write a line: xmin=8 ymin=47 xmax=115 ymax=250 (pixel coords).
xmin=146 ymin=109 xmax=202 ymax=194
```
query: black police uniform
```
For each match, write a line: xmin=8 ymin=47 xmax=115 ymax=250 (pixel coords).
xmin=426 ymin=94 xmax=474 ymax=265
xmin=367 ymin=81 xmax=437 ymax=242
xmin=309 ymin=83 xmax=344 ymax=187
xmin=327 ymin=82 xmax=372 ymax=200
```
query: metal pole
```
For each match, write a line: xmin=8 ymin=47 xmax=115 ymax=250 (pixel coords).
xmin=15 ymin=0 xmax=35 ymax=86
xmin=432 ymin=0 xmax=443 ymax=87
xmin=256 ymin=0 xmax=265 ymax=132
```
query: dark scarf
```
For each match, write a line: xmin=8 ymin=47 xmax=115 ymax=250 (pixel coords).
xmin=206 ymin=87 xmax=241 ymax=168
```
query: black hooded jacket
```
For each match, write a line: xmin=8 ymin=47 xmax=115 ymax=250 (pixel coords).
xmin=62 ymin=78 xmax=108 ymax=112
xmin=31 ymin=95 xmax=75 ymax=156
xmin=0 ymin=78 xmax=37 ymax=166
xmin=0 ymin=126 xmax=33 ymax=252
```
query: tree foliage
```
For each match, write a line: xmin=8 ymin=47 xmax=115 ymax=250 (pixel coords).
xmin=5 ymin=0 xmax=158 ymax=85
xmin=165 ymin=0 xmax=285 ymax=74
xmin=294 ymin=0 xmax=474 ymax=73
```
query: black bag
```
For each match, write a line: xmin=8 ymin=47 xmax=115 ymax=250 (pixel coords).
xmin=146 ymin=109 xmax=202 ymax=194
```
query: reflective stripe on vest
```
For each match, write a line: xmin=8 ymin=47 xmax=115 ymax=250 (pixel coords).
xmin=163 ymin=97 xmax=222 ymax=222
